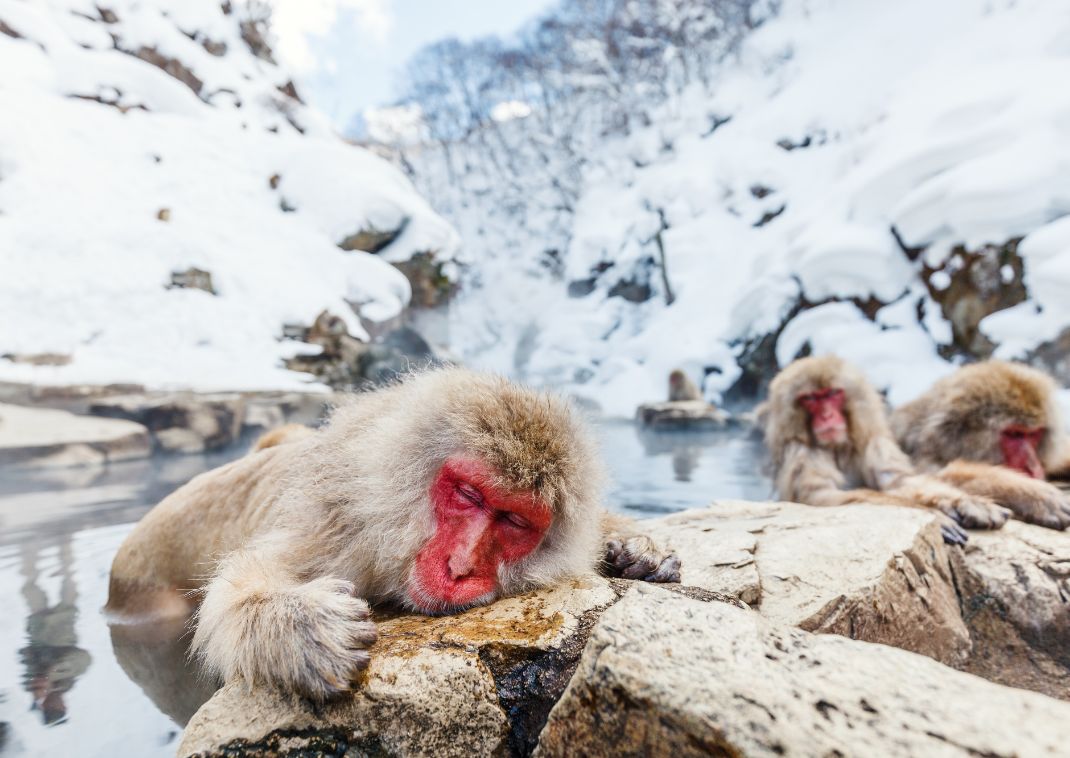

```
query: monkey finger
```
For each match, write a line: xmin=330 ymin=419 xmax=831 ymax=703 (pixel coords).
xmin=645 ymin=554 xmax=682 ymax=583
xmin=620 ymin=555 xmax=659 ymax=580
xmin=603 ymin=539 xmax=624 ymax=564
xmin=940 ymin=522 xmax=969 ymax=546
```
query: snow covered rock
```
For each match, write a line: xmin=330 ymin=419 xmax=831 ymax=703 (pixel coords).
xmin=535 ymin=584 xmax=1070 ymax=758
xmin=0 ymin=0 xmax=458 ymax=393
xmin=0 ymin=401 xmax=150 ymax=467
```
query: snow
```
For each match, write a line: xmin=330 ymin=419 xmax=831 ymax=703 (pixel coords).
xmin=412 ymin=0 xmax=1070 ymax=416
xmin=0 ymin=0 xmax=458 ymax=391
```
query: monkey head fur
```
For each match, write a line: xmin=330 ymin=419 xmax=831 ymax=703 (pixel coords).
xmin=892 ymin=361 xmax=1066 ymax=473
xmin=286 ymin=367 xmax=606 ymax=614
xmin=761 ymin=354 xmax=893 ymax=468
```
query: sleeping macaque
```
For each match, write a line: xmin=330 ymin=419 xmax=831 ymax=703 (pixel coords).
xmin=106 ymin=368 xmax=679 ymax=701
xmin=668 ymin=369 xmax=703 ymax=401
xmin=761 ymin=355 xmax=1009 ymax=544
xmin=892 ymin=360 xmax=1070 ymax=530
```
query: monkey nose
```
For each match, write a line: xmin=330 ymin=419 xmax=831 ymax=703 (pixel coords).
xmin=447 ymin=553 xmax=475 ymax=580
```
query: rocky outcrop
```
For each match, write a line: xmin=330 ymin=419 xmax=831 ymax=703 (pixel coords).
xmin=957 ymin=522 xmax=1070 ymax=699
xmin=636 ymin=400 xmax=731 ymax=430
xmin=88 ymin=393 xmax=246 ymax=453
xmin=0 ymin=402 xmax=150 ymax=467
xmin=536 ymin=583 xmax=1070 ymax=757
xmin=178 ymin=579 xmax=738 ymax=757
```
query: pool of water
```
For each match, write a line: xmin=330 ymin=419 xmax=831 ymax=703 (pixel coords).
xmin=0 ymin=421 xmax=770 ymax=757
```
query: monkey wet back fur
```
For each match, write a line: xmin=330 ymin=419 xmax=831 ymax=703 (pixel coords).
xmin=892 ymin=361 xmax=1065 ymax=470
xmin=106 ymin=368 xmax=606 ymax=617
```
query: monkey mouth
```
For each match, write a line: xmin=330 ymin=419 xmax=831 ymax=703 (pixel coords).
xmin=404 ymin=574 xmax=498 ymax=616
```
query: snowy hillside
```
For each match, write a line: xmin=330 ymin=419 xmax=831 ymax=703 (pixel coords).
xmin=0 ymin=0 xmax=458 ymax=391
xmin=404 ymin=0 xmax=1070 ymax=416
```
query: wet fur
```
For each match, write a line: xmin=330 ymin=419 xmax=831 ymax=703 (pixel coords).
xmin=107 ymin=368 xmax=675 ymax=700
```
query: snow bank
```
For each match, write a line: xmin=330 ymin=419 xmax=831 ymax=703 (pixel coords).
xmin=0 ymin=0 xmax=458 ymax=391
xmin=418 ymin=0 xmax=1070 ymax=416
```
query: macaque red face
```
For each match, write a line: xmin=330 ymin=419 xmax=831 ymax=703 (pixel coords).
xmin=999 ymin=425 xmax=1045 ymax=479
xmin=798 ymin=387 xmax=848 ymax=447
xmin=410 ymin=457 xmax=553 ymax=612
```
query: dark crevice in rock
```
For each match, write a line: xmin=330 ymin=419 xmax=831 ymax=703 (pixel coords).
xmin=190 ymin=725 xmax=379 ymax=757
xmin=479 ymin=581 xmax=630 ymax=757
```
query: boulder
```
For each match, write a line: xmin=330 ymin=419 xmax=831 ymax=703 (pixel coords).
xmin=178 ymin=579 xmax=737 ymax=757
xmin=535 ymin=583 xmax=1070 ymax=757
xmin=644 ymin=502 xmax=970 ymax=666
xmin=88 ymin=393 xmax=245 ymax=454
xmin=636 ymin=400 xmax=730 ymax=430
xmin=0 ymin=402 xmax=150 ymax=468
xmin=956 ymin=521 xmax=1070 ymax=698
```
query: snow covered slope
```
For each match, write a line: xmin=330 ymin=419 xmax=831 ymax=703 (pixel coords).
xmin=0 ymin=0 xmax=457 ymax=391
xmin=415 ymin=0 xmax=1070 ymax=415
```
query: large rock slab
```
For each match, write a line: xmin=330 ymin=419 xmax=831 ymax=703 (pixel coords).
xmin=957 ymin=521 xmax=1070 ymax=698
xmin=535 ymin=584 xmax=1070 ymax=758
xmin=645 ymin=502 xmax=970 ymax=666
xmin=89 ymin=392 xmax=246 ymax=453
xmin=0 ymin=402 xmax=150 ymax=468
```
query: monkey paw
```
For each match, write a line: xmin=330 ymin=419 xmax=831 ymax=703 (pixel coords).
xmin=938 ymin=519 xmax=969 ymax=547
xmin=934 ymin=494 xmax=1011 ymax=531
xmin=281 ymin=578 xmax=380 ymax=701
xmin=1016 ymin=492 xmax=1070 ymax=531
xmin=603 ymin=536 xmax=681 ymax=583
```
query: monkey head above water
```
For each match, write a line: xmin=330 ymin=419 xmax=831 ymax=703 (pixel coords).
xmin=892 ymin=360 xmax=1070 ymax=530
xmin=106 ymin=368 xmax=680 ymax=701
xmin=761 ymin=355 xmax=1010 ymax=544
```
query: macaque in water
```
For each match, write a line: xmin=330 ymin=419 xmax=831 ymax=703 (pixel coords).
xmin=106 ymin=368 xmax=679 ymax=701
xmin=892 ymin=360 xmax=1070 ymax=530
xmin=760 ymin=355 xmax=1009 ymax=544
xmin=668 ymin=369 xmax=703 ymax=401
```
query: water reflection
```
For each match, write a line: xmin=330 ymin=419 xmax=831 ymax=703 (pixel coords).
xmin=18 ymin=538 xmax=90 ymax=725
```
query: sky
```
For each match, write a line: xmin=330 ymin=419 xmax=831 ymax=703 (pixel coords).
xmin=266 ymin=0 xmax=556 ymax=135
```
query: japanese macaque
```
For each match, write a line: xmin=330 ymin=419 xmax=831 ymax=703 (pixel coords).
xmin=668 ymin=369 xmax=703 ymax=402
xmin=761 ymin=355 xmax=1010 ymax=544
xmin=892 ymin=361 xmax=1070 ymax=530
xmin=106 ymin=368 xmax=679 ymax=701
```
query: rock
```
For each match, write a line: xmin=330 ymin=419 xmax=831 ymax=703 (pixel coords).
xmin=535 ymin=583 xmax=1070 ymax=757
xmin=88 ymin=393 xmax=244 ymax=453
xmin=337 ymin=219 xmax=409 ymax=254
xmin=636 ymin=400 xmax=730 ymax=430
xmin=956 ymin=521 xmax=1070 ymax=699
xmin=178 ymin=578 xmax=704 ymax=757
xmin=0 ymin=402 xmax=150 ymax=468
xmin=392 ymin=251 xmax=457 ymax=308
xmin=645 ymin=502 xmax=971 ymax=666
xmin=240 ymin=392 xmax=330 ymax=434
xmin=168 ymin=267 xmax=215 ymax=295
xmin=1 ymin=352 xmax=71 ymax=366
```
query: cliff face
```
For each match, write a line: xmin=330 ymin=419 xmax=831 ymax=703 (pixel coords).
xmin=0 ymin=0 xmax=459 ymax=392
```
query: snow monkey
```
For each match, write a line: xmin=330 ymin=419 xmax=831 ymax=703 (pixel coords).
xmin=761 ymin=355 xmax=1010 ymax=544
xmin=668 ymin=369 xmax=703 ymax=401
xmin=106 ymin=368 xmax=680 ymax=701
xmin=892 ymin=360 xmax=1070 ymax=530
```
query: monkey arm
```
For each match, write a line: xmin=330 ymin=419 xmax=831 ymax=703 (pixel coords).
xmin=937 ymin=460 xmax=1070 ymax=530
xmin=598 ymin=511 xmax=681 ymax=583
xmin=192 ymin=538 xmax=378 ymax=701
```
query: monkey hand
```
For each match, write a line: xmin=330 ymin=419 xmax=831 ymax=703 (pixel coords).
xmin=603 ymin=536 xmax=681 ymax=583
xmin=1011 ymin=487 xmax=1070 ymax=530
xmin=195 ymin=573 xmax=378 ymax=702
xmin=931 ymin=492 xmax=1012 ymax=531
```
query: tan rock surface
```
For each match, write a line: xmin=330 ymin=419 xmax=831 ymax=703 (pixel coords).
xmin=635 ymin=400 xmax=730 ymax=429
xmin=646 ymin=501 xmax=971 ymax=666
xmin=0 ymin=402 xmax=150 ymax=468
xmin=536 ymin=584 xmax=1070 ymax=758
